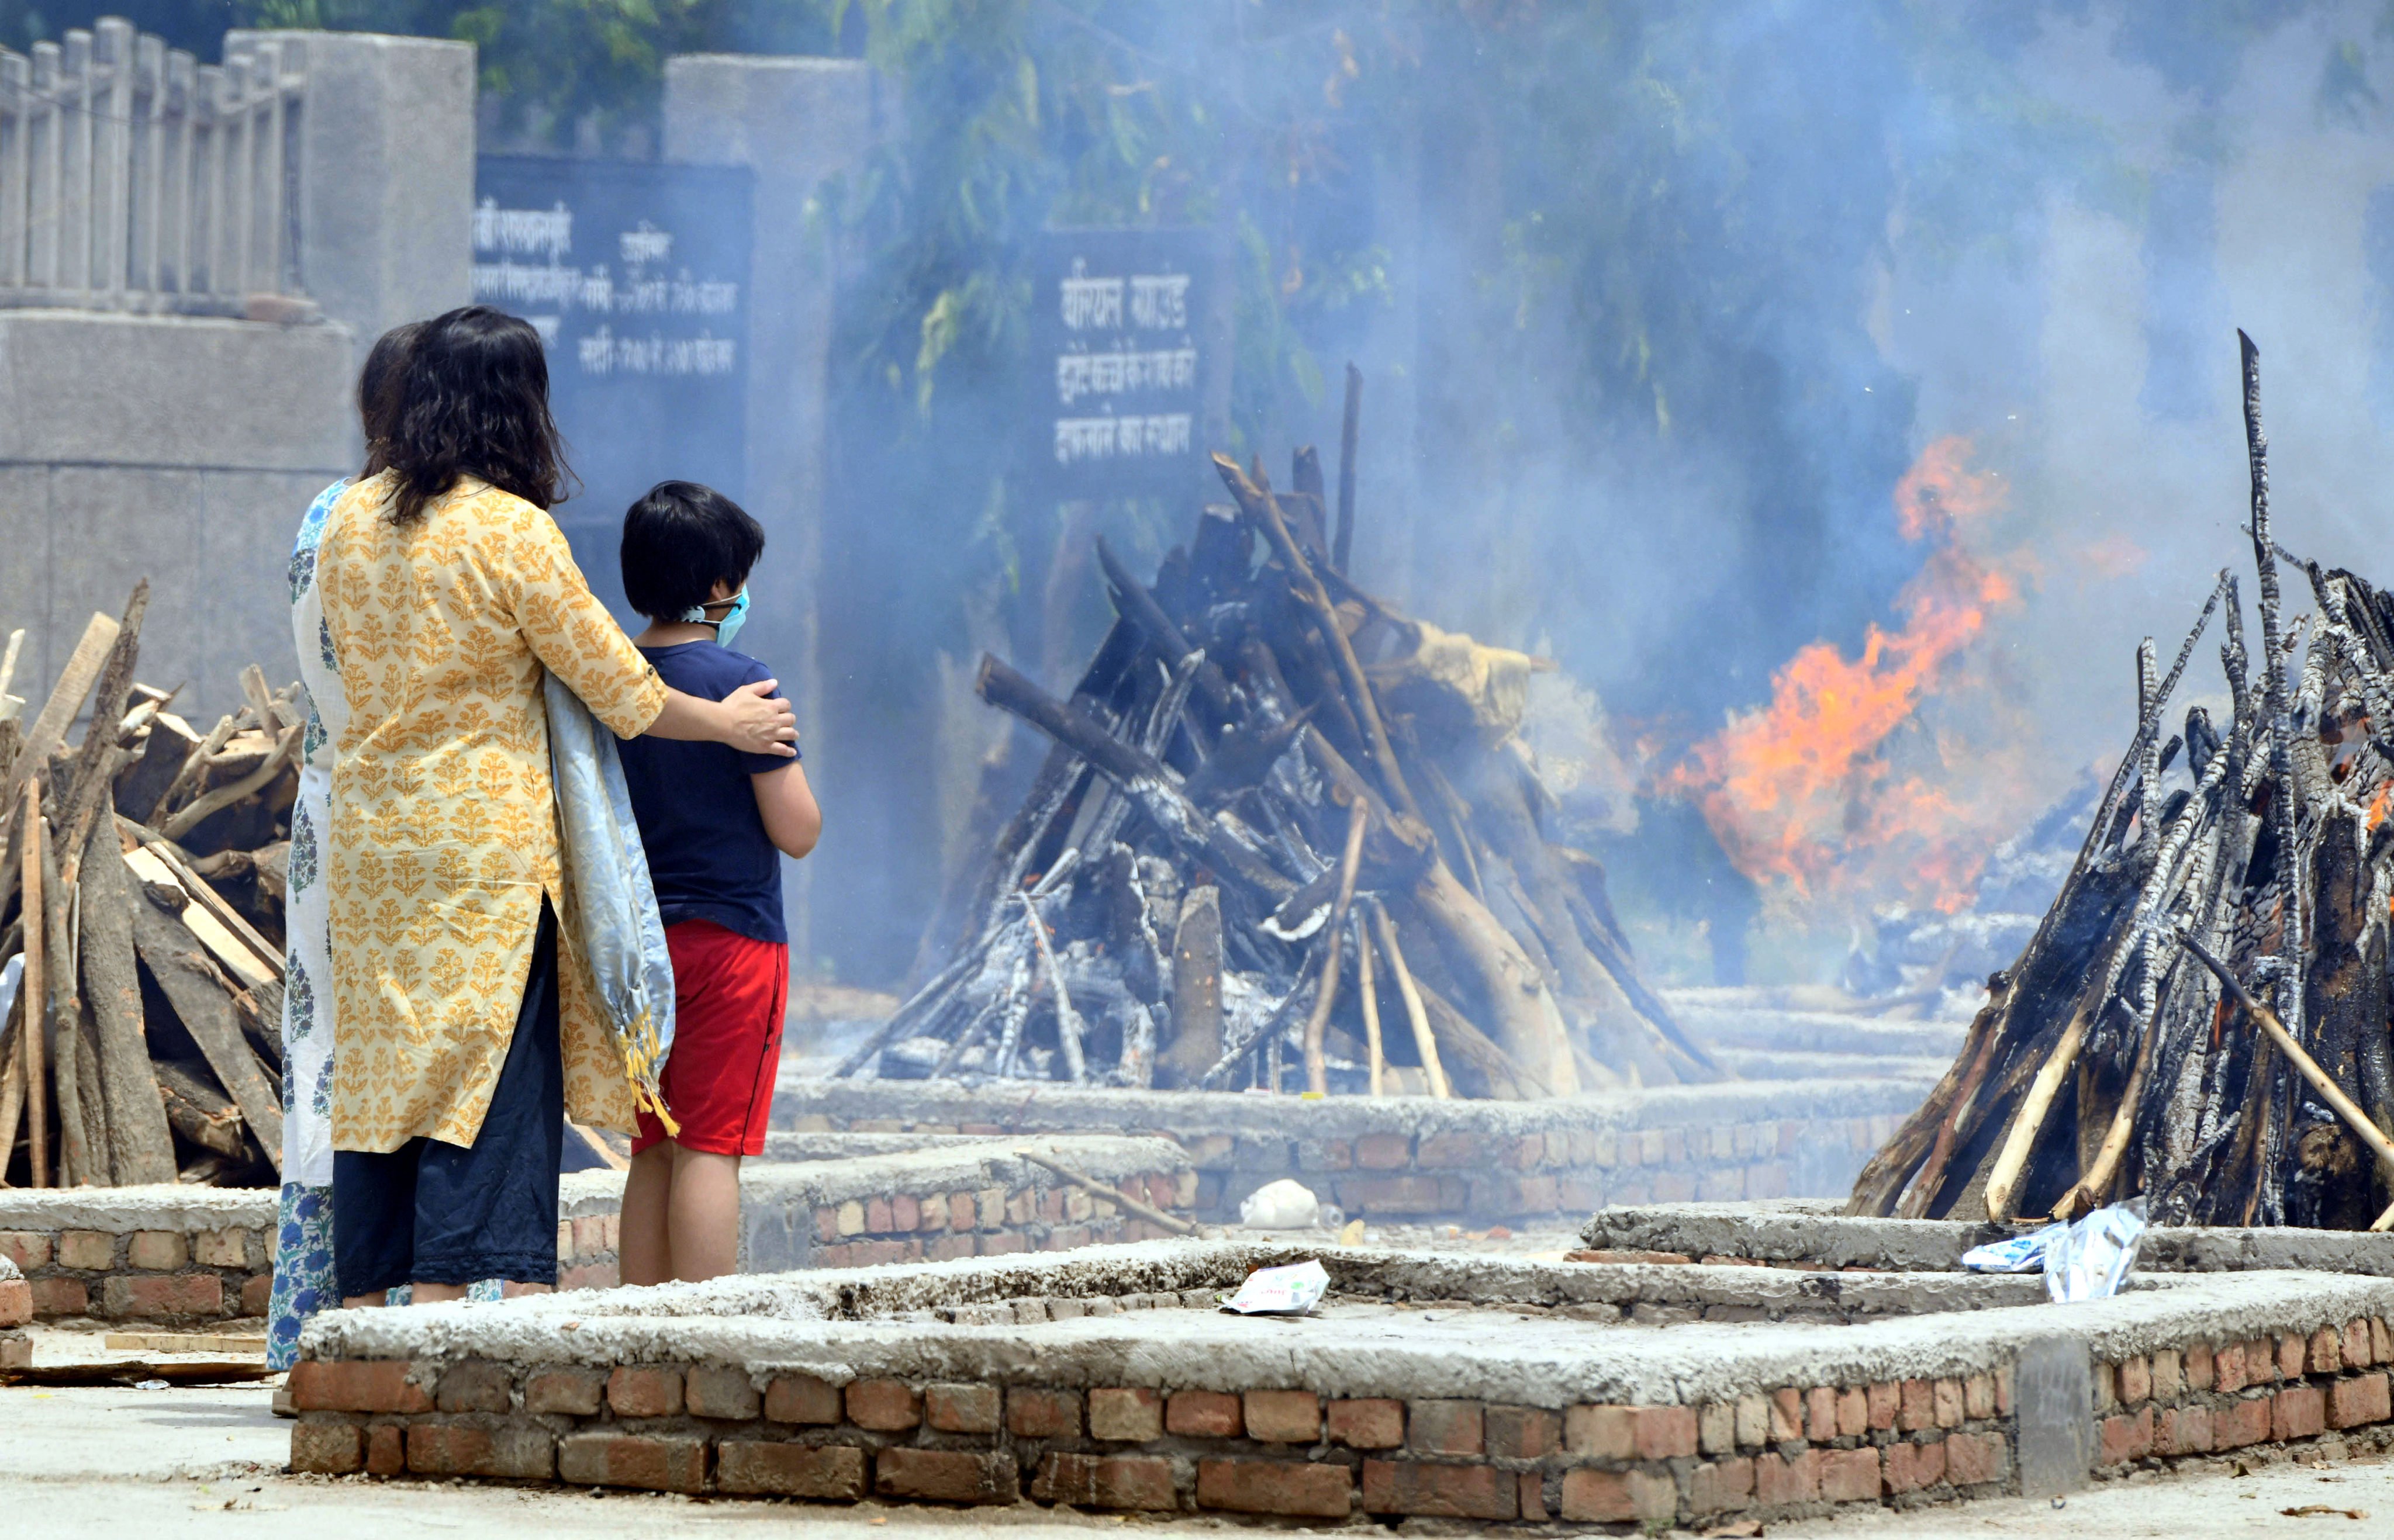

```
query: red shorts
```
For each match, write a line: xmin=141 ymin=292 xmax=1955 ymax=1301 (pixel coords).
xmin=632 ymin=919 xmax=790 ymax=1157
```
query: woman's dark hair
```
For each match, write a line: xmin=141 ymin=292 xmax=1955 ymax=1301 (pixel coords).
xmin=620 ymin=481 xmax=766 ymax=621
xmin=383 ymin=305 xmax=572 ymax=525
xmin=357 ymin=320 xmax=423 ymax=477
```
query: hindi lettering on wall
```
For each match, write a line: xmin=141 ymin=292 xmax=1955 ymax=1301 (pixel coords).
xmin=1028 ymin=229 xmax=1228 ymax=500
xmin=471 ymin=156 xmax=755 ymax=616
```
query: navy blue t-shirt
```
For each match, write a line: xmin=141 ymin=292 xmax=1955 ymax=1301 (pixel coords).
xmin=616 ymin=641 xmax=794 ymax=945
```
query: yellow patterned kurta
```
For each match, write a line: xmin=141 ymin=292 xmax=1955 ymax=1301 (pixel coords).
xmin=316 ymin=474 xmax=668 ymax=1151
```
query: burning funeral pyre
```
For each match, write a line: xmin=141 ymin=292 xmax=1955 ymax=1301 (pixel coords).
xmin=1 ymin=582 xmax=296 ymax=1189
xmin=1853 ymin=333 xmax=2394 ymax=1231
xmin=845 ymin=416 xmax=1715 ymax=1099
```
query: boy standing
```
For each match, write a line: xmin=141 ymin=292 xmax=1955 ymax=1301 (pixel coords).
xmin=614 ymin=481 xmax=823 ymax=1283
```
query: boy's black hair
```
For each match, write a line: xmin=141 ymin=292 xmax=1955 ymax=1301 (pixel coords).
xmin=620 ymin=480 xmax=767 ymax=621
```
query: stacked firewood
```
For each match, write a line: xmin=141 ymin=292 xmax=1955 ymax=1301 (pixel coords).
xmin=1853 ymin=333 xmax=2394 ymax=1231
xmin=845 ymin=394 xmax=1715 ymax=1099
xmin=0 ymin=582 xmax=295 ymax=1189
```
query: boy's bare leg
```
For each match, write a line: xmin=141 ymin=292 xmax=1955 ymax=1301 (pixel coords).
xmin=339 ymin=1294 xmax=384 ymax=1309
xmin=668 ymin=1146 xmax=743 ymax=1282
xmin=620 ymin=1143 xmax=675 ymax=1286
xmin=410 ymin=1282 xmax=468 ymax=1304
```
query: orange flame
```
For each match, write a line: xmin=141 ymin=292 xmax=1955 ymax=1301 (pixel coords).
xmin=1669 ymin=437 xmax=2026 ymax=913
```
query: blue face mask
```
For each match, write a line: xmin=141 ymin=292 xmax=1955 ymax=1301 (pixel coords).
xmin=682 ymin=587 xmax=751 ymax=650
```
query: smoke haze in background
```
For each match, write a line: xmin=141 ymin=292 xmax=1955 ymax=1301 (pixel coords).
xmin=16 ymin=1 xmax=2394 ymax=989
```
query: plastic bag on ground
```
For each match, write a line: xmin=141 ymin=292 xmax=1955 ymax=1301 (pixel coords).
xmin=1219 ymin=1259 xmax=1331 ymax=1316
xmin=2044 ymin=1197 xmax=2150 ymax=1303
xmin=1961 ymin=1221 xmax=2067 ymax=1273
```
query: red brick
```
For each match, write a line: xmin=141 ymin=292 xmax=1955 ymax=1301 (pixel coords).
xmin=437 ymin=1360 xmax=513 ymax=1414
xmin=2186 ymin=1341 xmax=2215 ymax=1391
xmin=2099 ymin=1408 xmax=2153 ymax=1466
xmin=1756 ymin=1449 xmax=1821 ymax=1506
xmin=1945 ymin=1431 xmax=2006 ymax=1487
xmin=1818 ymin=1445 xmax=1881 ymax=1503
xmin=1362 ymin=1459 xmax=1518 ymax=1520
xmin=847 ymin=1377 xmax=921 ymax=1431
xmin=1245 ymin=1389 xmax=1322 ymax=1445
xmin=1033 ymin=1452 xmax=1175 ymax=1511
xmin=290 ymin=1420 xmax=362 ymax=1475
xmin=1337 ymin=1174 xmax=1445 ymax=1213
xmin=717 ymin=1441 xmax=868 ymax=1500
xmin=1565 ymin=1404 xmax=1633 ymax=1459
xmin=2330 ymin=1372 xmax=2392 ymax=1429
xmin=406 ymin=1422 xmax=554 ymax=1480
xmin=1933 ymin=1376 xmax=1965 ymax=1427
xmin=1518 ymin=1469 xmax=1550 ymax=1521
xmin=891 ymin=1194 xmax=920 ymax=1231
xmin=976 ymin=1232 xmax=1028 ymax=1257
xmin=1963 ymin=1372 xmax=1995 ymax=1420
xmin=2158 ymin=1404 xmax=2214 ymax=1456
xmin=875 ymin=1446 xmax=1019 ymax=1505
xmin=1866 ymin=1381 xmax=1900 ymax=1430
xmin=1881 ymin=1439 xmax=1944 ymax=1494
xmin=557 ymin=1432 xmax=707 ymax=1493
xmin=2311 ymin=1328 xmax=2343 ymax=1376
xmin=764 ymin=1373 xmax=842 ymax=1424
xmin=57 ymin=1231 xmax=112 ymax=1269
xmin=1167 ymin=1389 xmax=1242 ymax=1438
xmin=365 ymin=1424 xmax=405 ymax=1477
xmin=1405 ymin=1397 xmax=1481 ymax=1455
xmin=238 ymin=1273 xmax=273 ymax=1317
xmin=1486 ymin=1404 xmax=1560 ymax=1459
xmin=2216 ymin=1341 xmax=2247 ymax=1394
xmin=865 ymin=1198 xmax=893 ymax=1233
xmin=2115 ymin=1356 xmax=2149 ymax=1406
xmin=289 ymin=1359 xmax=433 ymax=1414
xmin=1690 ymin=1457 xmax=1756 ymax=1516
xmin=926 ymin=1234 xmax=975 ymax=1262
xmin=2279 ymin=1334 xmax=2308 ymax=1380
xmin=2274 ymin=1384 xmax=2326 ymax=1442
xmin=1559 ymin=1468 xmax=1676 ymax=1524
xmin=1354 ymin=1133 xmax=1411 ymax=1169
xmin=1898 ymin=1377 xmax=1934 ymax=1432
xmin=1008 ymin=1387 xmax=1080 ymax=1438
xmin=2214 ymin=1396 xmax=2272 ymax=1450
xmin=1636 ymin=1404 xmax=1699 ymax=1459
xmin=0 ymin=1231 xmax=51 ymax=1270
xmin=2346 ymin=1320 xmax=2376 ymax=1369
xmin=686 ymin=1365 xmax=759 ymax=1420
xmin=105 ymin=1272 xmax=225 ymax=1319
xmin=927 ymin=1382 xmax=1003 ymax=1434
xmin=1805 ymin=1385 xmax=1839 ymax=1442
xmin=607 ymin=1365 xmax=684 ymax=1418
xmin=1328 ymin=1397 xmax=1403 ymax=1449
xmin=1768 ymin=1387 xmax=1803 ymax=1439
xmin=0 ymin=1279 xmax=29 ymax=1328
xmin=1195 ymin=1457 xmax=1352 ymax=1517
xmin=524 ymin=1368 xmax=604 ymax=1416
xmin=1087 ymin=1387 xmax=1162 ymax=1442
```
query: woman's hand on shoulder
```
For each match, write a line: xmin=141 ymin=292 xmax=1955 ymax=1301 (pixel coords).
xmin=720 ymin=679 xmax=799 ymax=757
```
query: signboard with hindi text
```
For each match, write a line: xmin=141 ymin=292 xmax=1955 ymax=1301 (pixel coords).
xmin=471 ymin=155 xmax=754 ymax=618
xmin=1028 ymin=227 xmax=1228 ymax=500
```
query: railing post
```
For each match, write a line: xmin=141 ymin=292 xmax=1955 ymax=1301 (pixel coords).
xmin=130 ymin=32 xmax=163 ymax=301
xmin=0 ymin=51 xmax=27 ymax=289
xmin=59 ymin=29 xmax=90 ymax=297
xmin=163 ymin=49 xmax=192 ymax=297
xmin=94 ymin=18 xmax=132 ymax=302
xmin=30 ymin=41 xmax=59 ymax=292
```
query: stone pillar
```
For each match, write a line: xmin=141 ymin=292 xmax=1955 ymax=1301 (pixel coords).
xmin=224 ymin=29 xmax=476 ymax=388
xmin=663 ymin=54 xmax=879 ymax=970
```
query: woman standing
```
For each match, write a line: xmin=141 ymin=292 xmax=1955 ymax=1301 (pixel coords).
xmin=315 ymin=306 xmax=793 ymax=1306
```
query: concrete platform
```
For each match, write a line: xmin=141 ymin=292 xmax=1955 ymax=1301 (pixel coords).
xmin=277 ymin=1234 xmax=2394 ymax=1527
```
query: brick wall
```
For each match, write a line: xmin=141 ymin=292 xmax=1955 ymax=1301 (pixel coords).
xmin=285 ymin=1311 xmax=2394 ymax=1522
xmin=1 ymin=1217 xmax=275 ymax=1321
xmin=792 ymin=1170 xmax=1198 ymax=1271
xmin=775 ymin=1077 xmax=1924 ymax=1227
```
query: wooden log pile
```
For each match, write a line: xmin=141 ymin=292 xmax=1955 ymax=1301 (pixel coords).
xmin=0 ymin=582 xmax=295 ymax=1189
xmin=847 ymin=393 xmax=1715 ymax=1099
xmin=1851 ymin=333 xmax=2394 ymax=1230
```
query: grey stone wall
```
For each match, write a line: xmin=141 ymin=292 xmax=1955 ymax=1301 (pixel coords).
xmin=0 ymin=310 xmax=354 ymax=718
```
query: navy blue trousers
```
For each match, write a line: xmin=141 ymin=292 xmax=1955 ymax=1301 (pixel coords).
xmin=333 ymin=904 xmax=564 ymax=1297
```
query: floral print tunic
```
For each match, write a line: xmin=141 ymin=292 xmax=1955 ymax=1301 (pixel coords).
xmin=315 ymin=473 xmax=666 ymax=1151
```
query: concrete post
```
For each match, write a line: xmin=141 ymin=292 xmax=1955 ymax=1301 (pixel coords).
xmin=663 ymin=54 xmax=879 ymax=971
xmin=224 ymin=29 xmax=475 ymax=385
